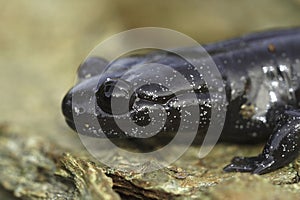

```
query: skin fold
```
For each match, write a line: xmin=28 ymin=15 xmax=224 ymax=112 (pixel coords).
xmin=62 ymin=27 xmax=300 ymax=174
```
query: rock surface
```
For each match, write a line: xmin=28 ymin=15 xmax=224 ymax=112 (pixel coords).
xmin=0 ymin=125 xmax=299 ymax=199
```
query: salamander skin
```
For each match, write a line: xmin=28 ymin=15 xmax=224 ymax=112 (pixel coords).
xmin=62 ymin=28 xmax=300 ymax=174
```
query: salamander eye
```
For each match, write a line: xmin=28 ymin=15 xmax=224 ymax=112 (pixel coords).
xmin=96 ymin=78 xmax=132 ymax=115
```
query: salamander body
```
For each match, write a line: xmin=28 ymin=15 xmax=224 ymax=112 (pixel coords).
xmin=62 ymin=28 xmax=300 ymax=174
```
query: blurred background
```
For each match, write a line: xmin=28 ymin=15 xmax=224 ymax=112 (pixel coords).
xmin=1 ymin=0 xmax=300 ymax=198
xmin=0 ymin=0 xmax=300 ymax=146
xmin=1 ymin=0 xmax=300 ymax=160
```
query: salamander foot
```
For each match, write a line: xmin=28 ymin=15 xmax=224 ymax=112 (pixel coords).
xmin=223 ymin=155 xmax=277 ymax=174
xmin=224 ymin=109 xmax=300 ymax=174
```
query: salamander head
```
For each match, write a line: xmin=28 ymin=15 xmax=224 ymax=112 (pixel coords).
xmin=62 ymin=52 xmax=211 ymax=138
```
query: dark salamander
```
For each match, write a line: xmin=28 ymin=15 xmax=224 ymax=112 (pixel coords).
xmin=62 ymin=28 xmax=300 ymax=174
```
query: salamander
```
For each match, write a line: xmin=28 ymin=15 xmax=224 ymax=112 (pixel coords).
xmin=62 ymin=27 xmax=300 ymax=174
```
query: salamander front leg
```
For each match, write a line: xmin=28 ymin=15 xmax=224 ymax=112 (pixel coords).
xmin=224 ymin=110 xmax=300 ymax=174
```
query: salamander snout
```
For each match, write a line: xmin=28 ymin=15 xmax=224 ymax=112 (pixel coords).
xmin=62 ymin=75 xmax=103 ymax=133
xmin=61 ymin=90 xmax=76 ymax=130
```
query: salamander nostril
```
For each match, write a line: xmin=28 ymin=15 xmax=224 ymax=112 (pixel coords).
xmin=74 ymin=106 xmax=85 ymax=115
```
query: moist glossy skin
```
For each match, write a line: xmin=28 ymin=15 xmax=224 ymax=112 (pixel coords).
xmin=62 ymin=28 xmax=300 ymax=174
